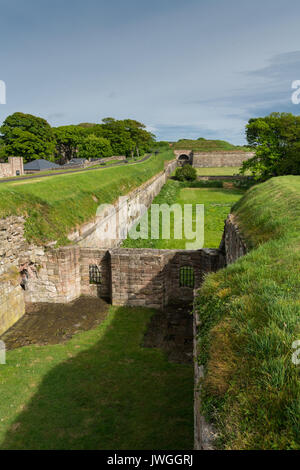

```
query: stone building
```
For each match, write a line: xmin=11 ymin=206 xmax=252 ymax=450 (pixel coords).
xmin=0 ymin=157 xmax=24 ymax=178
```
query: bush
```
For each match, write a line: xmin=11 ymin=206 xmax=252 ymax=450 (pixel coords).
xmin=175 ymin=164 xmax=197 ymax=181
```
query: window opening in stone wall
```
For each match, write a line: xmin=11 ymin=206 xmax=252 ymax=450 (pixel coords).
xmin=179 ymin=266 xmax=194 ymax=288
xmin=89 ymin=265 xmax=101 ymax=285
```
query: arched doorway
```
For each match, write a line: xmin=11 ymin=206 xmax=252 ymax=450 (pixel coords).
xmin=178 ymin=154 xmax=190 ymax=166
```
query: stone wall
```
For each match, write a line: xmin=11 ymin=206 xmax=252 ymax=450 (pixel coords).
xmin=219 ymin=213 xmax=248 ymax=265
xmin=0 ymin=267 xmax=25 ymax=336
xmin=68 ymin=159 xmax=178 ymax=248
xmin=0 ymin=157 xmax=24 ymax=178
xmin=99 ymin=155 xmax=126 ymax=163
xmin=193 ymin=151 xmax=254 ymax=168
xmin=80 ymin=248 xmax=111 ymax=299
xmin=110 ymin=248 xmax=225 ymax=310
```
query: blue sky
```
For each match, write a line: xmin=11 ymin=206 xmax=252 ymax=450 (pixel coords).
xmin=1 ymin=0 xmax=300 ymax=144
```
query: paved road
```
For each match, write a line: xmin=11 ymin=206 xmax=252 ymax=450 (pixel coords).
xmin=0 ymin=153 xmax=153 ymax=184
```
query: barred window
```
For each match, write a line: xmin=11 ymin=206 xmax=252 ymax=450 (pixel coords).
xmin=89 ymin=265 xmax=101 ymax=285
xmin=179 ymin=266 xmax=195 ymax=288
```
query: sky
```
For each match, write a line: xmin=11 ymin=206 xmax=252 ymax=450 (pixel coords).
xmin=1 ymin=0 xmax=300 ymax=144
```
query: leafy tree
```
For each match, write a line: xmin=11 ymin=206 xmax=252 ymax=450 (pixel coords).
xmin=0 ymin=112 xmax=55 ymax=162
xmin=123 ymin=119 xmax=155 ymax=157
xmin=242 ymin=112 xmax=300 ymax=180
xmin=77 ymin=135 xmax=112 ymax=160
xmin=175 ymin=164 xmax=197 ymax=181
xmin=53 ymin=125 xmax=86 ymax=164
xmin=100 ymin=117 xmax=155 ymax=157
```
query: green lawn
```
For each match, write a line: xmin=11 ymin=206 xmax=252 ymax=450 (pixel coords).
xmin=196 ymin=167 xmax=242 ymax=176
xmin=122 ymin=180 xmax=243 ymax=249
xmin=0 ymin=150 xmax=174 ymax=245
xmin=195 ymin=176 xmax=300 ymax=449
xmin=0 ymin=306 xmax=193 ymax=450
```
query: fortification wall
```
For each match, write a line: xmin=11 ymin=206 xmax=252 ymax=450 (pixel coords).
xmin=0 ymin=157 xmax=24 ymax=178
xmin=110 ymin=248 xmax=224 ymax=309
xmin=0 ymin=160 xmax=178 ymax=331
xmin=193 ymin=151 xmax=254 ymax=168
xmin=68 ymin=159 xmax=178 ymax=247
xmin=219 ymin=213 xmax=248 ymax=264
xmin=194 ymin=212 xmax=249 ymax=450
xmin=0 ymin=267 xmax=25 ymax=336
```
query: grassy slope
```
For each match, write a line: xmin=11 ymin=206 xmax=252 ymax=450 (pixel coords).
xmin=195 ymin=176 xmax=300 ymax=449
xmin=0 ymin=150 xmax=174 ymax=245
xmin=172 ymin=138 xmax=250 ymax=152
xmin=0 ymin=306 xmax=193 ymax=450
xmin=122 ymin=180 xmax=243 ymax=249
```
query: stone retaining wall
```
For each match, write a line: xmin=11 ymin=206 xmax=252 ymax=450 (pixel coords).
xmin=219 ymin=213 xmax=248 ymax=264
xmin=193 ymin=151 xmax=254 ymax=168
xmin=110 ymin=248 xmax=225 ymax=310
xmin=0 ymin=267 xmax=25 ymax=335
xmin=69 ymin=159 xmax=178 ymax=247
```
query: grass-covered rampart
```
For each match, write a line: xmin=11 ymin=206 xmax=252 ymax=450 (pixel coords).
xmin=195 ymin=176 xmax=300 ymax=449
xmin=0 ymin=150 xmax=174 ymax=245
xmin=172 ymin=138 xmax=250 ymax=152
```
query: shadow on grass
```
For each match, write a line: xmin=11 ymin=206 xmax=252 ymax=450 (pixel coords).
xmin=0 ymin=307 xmax=193 ymax=450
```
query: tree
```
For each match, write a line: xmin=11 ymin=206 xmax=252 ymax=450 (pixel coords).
xmin=77 ymin=135 xmax=112 ymax=160
xmin=123 ymin=119 xmax=155 ymax=156
xmin=175 ymin=164 xmax=197 ymax=181
xmin=0 ymin=112 xmax=55 ymax=162
xmin=100 ymin=117 xmax=155 ymax=157
xmin=242 ymin=112 xmax=300 ymax=180
xmin=53 ymin=125 xmax=86 ymax=164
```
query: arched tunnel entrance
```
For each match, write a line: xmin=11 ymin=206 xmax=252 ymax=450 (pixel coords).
xmin=178 ymin=154 xmax=192 ymax=166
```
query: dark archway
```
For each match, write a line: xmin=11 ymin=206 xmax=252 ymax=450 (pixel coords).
xmin=178 ymin=154 xmax=190 ymax=166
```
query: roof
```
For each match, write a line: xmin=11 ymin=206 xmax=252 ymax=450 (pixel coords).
xmin=24 ymin=159 xmax=61 ymax=170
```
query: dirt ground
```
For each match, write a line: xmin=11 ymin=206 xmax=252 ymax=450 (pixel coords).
xmin=143 ymin=303 xmax=193 ymax=364
xmin=1 ymin=297 xmax=193 ymax=365
xmin=1 ymin=296 xmax=110 ymax=350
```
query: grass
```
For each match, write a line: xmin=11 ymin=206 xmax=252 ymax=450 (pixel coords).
xmin=122 ymin=180 xmax=243 ymax=249
xmin=195 ymin=175 xmax=300 ymax=450
xmin=172 ymin=138 xmax=250 ymax=152
xmin=0 ymin=306 xmax=193 ymax=450
xmin=196 ymin=167 xmax=242 ymax=176
xmin=0 ymin=150 xmax=174 ymax=245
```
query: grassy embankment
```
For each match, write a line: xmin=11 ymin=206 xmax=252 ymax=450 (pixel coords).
xmin=0 ymin=306 xmax=193 ymax=450
xmin=122 ymin=179 xmax=243 ymax=249
xmin=172 ymin=138 xmax=250 ymax=152
xmin=0 ymin=150 xmax=174 ymax=245
xmin=195 ymin=176 xmax=300 ymax=449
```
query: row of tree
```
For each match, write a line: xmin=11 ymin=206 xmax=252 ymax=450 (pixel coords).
xmin=0 ymin=113 xmax=157 ymax=163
